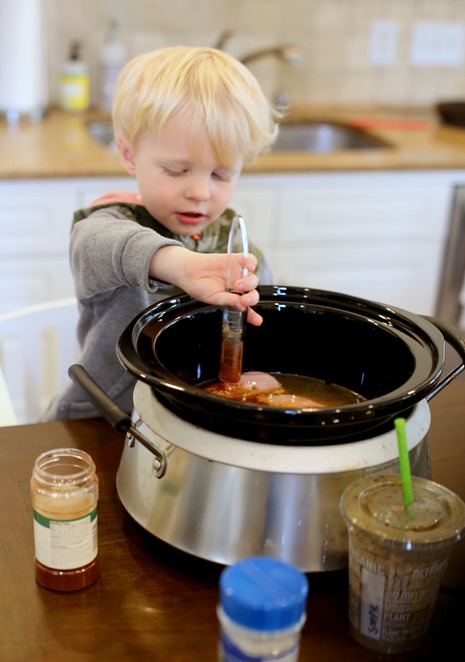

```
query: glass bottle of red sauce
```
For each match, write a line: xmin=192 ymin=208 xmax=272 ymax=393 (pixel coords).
xmin=31 ymin=448 xmax=99 ymax=591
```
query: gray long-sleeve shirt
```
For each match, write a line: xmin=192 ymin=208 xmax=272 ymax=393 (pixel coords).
xmin=42 ymin=202 xmax=273 ymax=421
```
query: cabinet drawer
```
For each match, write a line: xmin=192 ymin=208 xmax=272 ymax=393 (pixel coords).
xmin=0 ymin=181 xmax=76 ymax=255
xmin=229 ymin=188 xmax=277 ymax=251
xmin=276 ymin=184 xmax=450 ymax=245
xmin=0 ymin=257 xmax=75 ymax=314
xmin=74 ymin=177 xmax=134 ymax=208
xmin=274 ymin=240 xmax=442 ymax=314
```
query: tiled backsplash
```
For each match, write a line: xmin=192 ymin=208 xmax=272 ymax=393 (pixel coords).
xmin=44 ymin=0 xmax=465 ymax=109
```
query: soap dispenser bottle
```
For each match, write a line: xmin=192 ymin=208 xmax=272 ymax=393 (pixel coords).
xmin=59 ymin=41 xmax=90 ymax=112
xmin=99 ymin=19 xmax=126 ymax=111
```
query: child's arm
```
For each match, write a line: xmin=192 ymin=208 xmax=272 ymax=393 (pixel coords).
xmin=150 ymin=245 xmax=263 ymax=326
xmin=71 ymin=211 xmax=263 ymax=325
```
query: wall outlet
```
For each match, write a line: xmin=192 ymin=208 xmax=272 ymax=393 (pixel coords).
xmin=410 ymin=21 xmax=465 ymax=66
xmin=369 ymin=20 xmax=398 ymax=66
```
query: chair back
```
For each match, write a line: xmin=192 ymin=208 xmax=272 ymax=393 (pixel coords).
xmin=0 ymin=298 xmax=79 ymax=424
xmin=0 ymin=366 xmax=17 ymax=425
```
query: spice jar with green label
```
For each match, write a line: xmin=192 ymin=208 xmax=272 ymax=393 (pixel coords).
xmin=31 ymin=448 xmax=99 ymax=591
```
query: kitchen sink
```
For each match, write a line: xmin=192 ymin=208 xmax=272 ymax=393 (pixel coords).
xmin=86 ymin=119 xmax=389 ymax=153
xmin=271 ymin=121 xmax=389 ymax=152
xmin=87 ymin=120 xmax=116 ymax=148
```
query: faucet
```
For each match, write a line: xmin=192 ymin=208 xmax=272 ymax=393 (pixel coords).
xmin=213 ymin=31 xmax=303 ymax=111
xmin=213 ymin=29 xmax=303 ymax=67
xmin=240 ymin=45 xmax=303 ymax=67
xmin=241 ymin=45 xmax=303 ymax=110
xmin=213 ymin=29 xmax=235 ymax=50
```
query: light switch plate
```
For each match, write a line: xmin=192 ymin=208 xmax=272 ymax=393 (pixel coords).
xmin=369 ymin=20 xmax=398 ymax=66
xmin=410 ymin=21 xmax=465 ymax=66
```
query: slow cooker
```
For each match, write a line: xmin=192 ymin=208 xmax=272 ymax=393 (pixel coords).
xmin=70 ymin=286 xmax=465 ymax=571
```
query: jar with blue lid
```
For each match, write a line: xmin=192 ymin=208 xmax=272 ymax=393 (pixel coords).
xmin=217 ymin=556 xmax=309 ymax=661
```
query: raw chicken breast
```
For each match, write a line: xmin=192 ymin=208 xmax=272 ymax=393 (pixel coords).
xmin=203 ymin=371 xmax=283 ymax=401
xmin=254 ymin=393 xmax=326 ymax=408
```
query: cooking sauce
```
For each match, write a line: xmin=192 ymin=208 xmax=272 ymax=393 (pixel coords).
xmin=202 ymin=371 xmax=365 ymax=408
xmin=34 ymin=558 xmax=100 ymax=592
xmin=218 ymin=331 xmax=244 ymax=383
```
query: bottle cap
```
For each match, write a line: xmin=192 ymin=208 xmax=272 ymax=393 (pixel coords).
xmin=219 ymin=556 xmax=309 ymax=631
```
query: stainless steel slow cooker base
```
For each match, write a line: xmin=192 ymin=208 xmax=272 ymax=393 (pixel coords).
xmin=116 ymin=382 xmax=432 ymax=572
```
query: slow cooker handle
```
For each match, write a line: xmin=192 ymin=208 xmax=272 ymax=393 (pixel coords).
xmin=68 ymin=364 xmax=167 ymax=477
xmin=422 ymin=316 xmax=465 ymax=401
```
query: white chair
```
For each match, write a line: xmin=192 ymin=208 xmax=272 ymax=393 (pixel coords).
xmin=0 ymin=298 xmax=80 ymax=425
xmin=0 ymin=365 xmax=17 ymax=425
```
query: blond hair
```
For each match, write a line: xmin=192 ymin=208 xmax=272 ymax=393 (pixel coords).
xmin=112 ymin=46 xmax=281 ymax=167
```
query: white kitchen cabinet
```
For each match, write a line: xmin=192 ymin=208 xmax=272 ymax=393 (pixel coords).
xmin=0 ymin=180 xmax=75 ymax=313
xmin=0 ymin=170 xmax=459 ymax=316
xmin=0 ymin=177 xmax=133 ymax=313
xmin=74 ymin=177 xmax=136 ymax=209
xmin=232 ymin=170 xmax=457 ymax=315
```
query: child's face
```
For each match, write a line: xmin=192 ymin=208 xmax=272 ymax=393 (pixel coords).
xmin=117 ymin=111 xmax=243 ymax=236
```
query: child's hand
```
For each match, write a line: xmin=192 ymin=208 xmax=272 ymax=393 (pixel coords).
xmin=150 ymin=246 xmax=263 ymax=326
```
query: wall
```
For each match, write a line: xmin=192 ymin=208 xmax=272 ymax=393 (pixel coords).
xmin=44 ymin=0 xmax=465 ymax=109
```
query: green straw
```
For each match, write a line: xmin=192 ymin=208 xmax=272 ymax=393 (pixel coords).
xmin=394 ymin=417 xmax=414 ymax=511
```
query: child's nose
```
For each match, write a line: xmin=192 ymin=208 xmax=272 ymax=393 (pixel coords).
xmin=185 ymin=177 xmax=211 ymax=202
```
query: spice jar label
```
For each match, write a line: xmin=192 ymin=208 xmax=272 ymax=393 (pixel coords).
xmin=33 ymin=507 xmax=98 ymax=570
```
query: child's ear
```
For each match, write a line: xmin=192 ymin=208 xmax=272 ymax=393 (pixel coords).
xmin=116 ymin=136 xmax=136 ymax=175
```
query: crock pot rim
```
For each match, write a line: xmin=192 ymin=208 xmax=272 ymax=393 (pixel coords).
xmin=117 ymin=286 xmax=444 ymax=425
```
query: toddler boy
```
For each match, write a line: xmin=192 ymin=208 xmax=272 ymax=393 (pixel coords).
xmin=44 ymin=45 xmax=280 ymax=420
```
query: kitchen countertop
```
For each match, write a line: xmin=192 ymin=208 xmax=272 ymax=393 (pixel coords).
xmin=3 ymin=105 xmax=465 ymax=179
xmin=1 ymin=372 xmax=464 ymax=661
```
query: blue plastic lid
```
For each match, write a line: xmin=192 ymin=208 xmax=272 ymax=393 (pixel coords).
xmin=219 ymin=556 xmax=309 ymax=631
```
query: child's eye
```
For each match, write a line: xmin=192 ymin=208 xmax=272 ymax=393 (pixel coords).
xmin=213 ymin=172 xmax=231 ymax=182
xmin=163 ymin=168 xmax=186 ymax=177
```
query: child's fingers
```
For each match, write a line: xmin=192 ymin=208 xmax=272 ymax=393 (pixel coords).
xmin=244 ymin=254 xmax=258 ymax=273
xmin=239 ymin=289 xmax=259 ymax=308
xmin=231 ymin=272 xmax=259 ymax=293
xmin=230 ymin=252 xmax=258 ymax=277
xmin=230 ymin=289 xmax=263 ymax=326
xmin=224 ymin=287 xmax=259 ymax=309
xmin=246 ymin=306 xmax=263 ymax=327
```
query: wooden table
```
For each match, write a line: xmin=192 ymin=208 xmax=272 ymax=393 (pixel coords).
xmin=1 ymin=377 xmax=464 ymax=661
